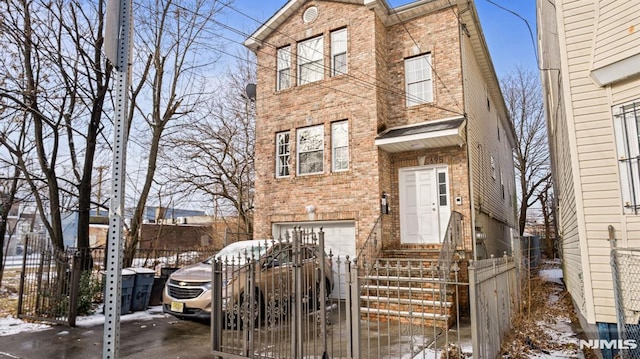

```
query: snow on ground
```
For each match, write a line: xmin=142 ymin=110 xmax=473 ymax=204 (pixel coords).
xmin=0 ymin=315 xmax=51 ymax=336
xmin=0 ymin=305 xmax=167 ymax=337
xmin=521 ymin=261 xmax=583 ymax=359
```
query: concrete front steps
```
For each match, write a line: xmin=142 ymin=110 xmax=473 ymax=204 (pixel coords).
xmin=359 ymin=247 xmax=457 ymax=329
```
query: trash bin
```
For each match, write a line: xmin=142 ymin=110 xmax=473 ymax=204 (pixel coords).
xmin=102 ymin=269 xmax=135 ymax=315
xmin=128 ymin=267 xmax=156 ymax=311
xmin=148 ymin=276 xmax=166 ymax=306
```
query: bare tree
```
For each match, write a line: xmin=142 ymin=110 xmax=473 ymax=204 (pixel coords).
xmin=168 ymin=52 xmax=256 ymax=236
xmin=537 ymin=177 xmax=555 ymax=258
xmin=501 ymin=67 xmax=552 ymax=236
xmin=122 ymin=0 xmax=224 ymax=266
xmin=0 ymin=0 xmax=112 ymax=258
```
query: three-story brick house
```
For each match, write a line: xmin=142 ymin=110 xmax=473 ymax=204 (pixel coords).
xmin=244 ymin=0 xmax=517 ymax=283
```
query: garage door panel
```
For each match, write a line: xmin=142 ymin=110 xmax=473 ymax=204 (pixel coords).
xmin=273 ymin=221 xmax=355 ymax=299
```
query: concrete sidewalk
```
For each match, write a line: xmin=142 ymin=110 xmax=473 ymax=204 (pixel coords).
xmin=0 ymin=315 xmax=212 ymax=359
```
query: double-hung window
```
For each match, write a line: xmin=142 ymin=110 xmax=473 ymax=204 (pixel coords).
xmin=276 ymin=131 xmax=290 ymax=178
xmin=297 ymin=125 xmax=324 ymax=175
xmin=404 ymin=54 xmax=433 ymax=106
xmin=298 ymin=36 xmax=324 ymax=85
xmin=332 ymin=121 xmax=349 ymax=171
xmin=613 ymin=100 xmax=640 ymax=213
xmin=277 ymin=46 xmax=291 ymax=91
xmin=331 ymin=29 xmax=347 ymax=76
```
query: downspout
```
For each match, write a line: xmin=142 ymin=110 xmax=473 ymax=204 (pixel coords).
xmin=458 ymin=7 xmax=478 ymax=261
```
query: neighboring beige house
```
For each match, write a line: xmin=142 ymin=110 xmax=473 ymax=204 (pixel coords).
xmin=244 ymin=0 xmax=517 ymax=266
xmin=538 ymin=0 xmax=640 ymax=355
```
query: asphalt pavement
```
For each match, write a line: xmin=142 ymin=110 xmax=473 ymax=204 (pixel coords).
xmin=0 ymin=314 xmax=213 ymax=359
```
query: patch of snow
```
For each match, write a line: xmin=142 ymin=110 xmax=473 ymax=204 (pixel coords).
xmin=0 ymin=305 xmax=168 ymax=337
xmin=539 ymin=268 xmax=563 ymax=285
xmin=0 ymin=315 xmax=51 ymax=336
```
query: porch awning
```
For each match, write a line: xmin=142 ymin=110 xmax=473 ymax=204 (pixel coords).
xmin=375 ymin=116 xmax=466 ymax=153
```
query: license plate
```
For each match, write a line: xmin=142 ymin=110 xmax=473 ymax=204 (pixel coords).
xmin=170 ymin=301 xmax=184 ymax=313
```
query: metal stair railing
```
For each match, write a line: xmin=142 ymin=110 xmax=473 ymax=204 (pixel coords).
xmin=355 ymin=214 xmax=383 ymax=273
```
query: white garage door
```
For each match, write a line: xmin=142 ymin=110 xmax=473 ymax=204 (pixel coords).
xmin=273 ymin=221 xmax=355 ymax=299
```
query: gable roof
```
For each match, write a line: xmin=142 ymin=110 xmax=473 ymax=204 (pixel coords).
xmin=244 ymin=0 xmax=362 ymax=51
xmin=243 ymin=0 xmax=516 ymax=148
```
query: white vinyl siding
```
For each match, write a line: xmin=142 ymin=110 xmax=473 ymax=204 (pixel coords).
xmin=404 ymin=54 xmax=433 ymax=106
xmin=332 ymin=121 xmax=349 ymax=172
xmin=276 ymin=131 xmax=290 ymax=178
xmin=298 ymin=36 xmax=324 ymax=85
xmin=297 ymin=125 xmax=324 ymax=175
xmin=612 ymin=100 xmax=640 ymax=213
xmin=331 ymin=28 xmax=347 ymax=76
xmin=591 ymin=0 xmax=640 ymax=71
xmin=276 ymin=46 xmax=291 ymax=91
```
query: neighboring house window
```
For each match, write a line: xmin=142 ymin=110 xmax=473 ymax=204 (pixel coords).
xmin=297 ymin=125 xmax=324 ymax=175
xmin=276 ymin=46 xmax=291 ymax=91
xmin=276 ymin=131 xmax=290 ymax=178
xmin=613 ymin=100 xmax=640 ymax=213
xmin=332 ymin=120 xmax=349 ymax=171
xmin=298 ymin=36 xmax=324 ymax=85
xmin=500 ymin=169 xmax=505 ymax=200
xmin=331 ymin=28 xmax=347 ymax=76
xmin=404 ymin=54 xmax=433 ymax=106
xmin=490 ymin=155 xmax=496 ymax=180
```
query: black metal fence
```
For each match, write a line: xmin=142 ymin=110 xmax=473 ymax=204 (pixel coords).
xmin=17 ymin=235 xmax=219 ymax=326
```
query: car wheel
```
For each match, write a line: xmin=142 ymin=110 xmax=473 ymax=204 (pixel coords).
xmin=308 ymin=280 xmax=330 ymax=312
xmin=229 ymin=290 xmax=264 ymax=330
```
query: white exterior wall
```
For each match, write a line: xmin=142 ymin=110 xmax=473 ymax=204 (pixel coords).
xmin=540 ymin=0 xmax=640 ymax=325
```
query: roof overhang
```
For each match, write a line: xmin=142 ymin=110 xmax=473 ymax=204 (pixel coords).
xmin=375 ymin=116 xmax=466 ymax=153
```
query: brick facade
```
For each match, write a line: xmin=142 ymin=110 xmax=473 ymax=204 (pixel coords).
xmin=247 ymin=0 xmax=485 ymax=255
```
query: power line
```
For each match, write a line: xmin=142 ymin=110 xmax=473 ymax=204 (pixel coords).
xmin=388 ymin=2 xmax=464 ymax=113
xmin=217 ymin=2 xmax=465 ymax=116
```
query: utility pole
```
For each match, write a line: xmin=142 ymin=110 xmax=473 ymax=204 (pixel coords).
xmin=104 ymin=0 xmax=133 ymax=358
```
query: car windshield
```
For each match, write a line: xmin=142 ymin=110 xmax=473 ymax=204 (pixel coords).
xmin=204 ymin=240 xmax=272 ymax=265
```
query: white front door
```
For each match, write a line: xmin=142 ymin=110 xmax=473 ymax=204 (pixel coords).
xmin=400 ymin=166 xmax=449 ymax=244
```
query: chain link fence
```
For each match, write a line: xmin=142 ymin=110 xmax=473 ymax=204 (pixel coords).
xmin=611 ymin=247 xmax=640 ymax=359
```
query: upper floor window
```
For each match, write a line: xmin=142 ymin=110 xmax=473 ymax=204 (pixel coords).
xmin=277 ymin=46 xmax=291 ymax=91
xmin=404 ymin=54 xmax=433 ymax=106
xmin=331 ymin=28 xmax=347 ymax=76
xmin=297 ymin=125 xmax=324 ymax=175
xmin=276 ymin=131 xmax=290 ymax=178
xmin=332 ymin=121 xmax=349 ymax=171
xmin=613 ymin=100 xmax=640 ymax=213
xmin=298 ymin=36 xmax=324 ymax=85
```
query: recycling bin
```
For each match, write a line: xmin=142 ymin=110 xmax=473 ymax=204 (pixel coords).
xmin=128 ymin=267 xmax=156 ymax=311
xmin=102 ymin=268 xmax=136 ymax=315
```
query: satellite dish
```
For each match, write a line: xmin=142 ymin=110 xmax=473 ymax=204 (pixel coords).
xmin=245 ymin=83 xmax=257 ymax=101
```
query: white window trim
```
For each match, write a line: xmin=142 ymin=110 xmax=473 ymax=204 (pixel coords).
xmin=331 ymin=28 xmax=347 ymax=77
xmin=404 ymin=54 xmax=433 ymax=107
xmin=613 ymin=100 xmax=640 ymax=213
xmin=277 ymin=46 xmax=291 ymax=91
xmin=276 ymin=131 xmax=290 ymax=178
xmin=297 ymin=125 xmax=324 ymax=175
xmin=332 ymin=120 xmax=349 ymax=172
xmin=297 ymin=36 xmax=324 ymax=86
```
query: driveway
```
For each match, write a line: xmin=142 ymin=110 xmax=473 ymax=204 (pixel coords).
xmin=0 ymin=314 xmax=212 ymax=359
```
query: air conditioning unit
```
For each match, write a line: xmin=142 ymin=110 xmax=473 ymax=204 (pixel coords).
xmin=176 ymin=217 xmax=187 ymax=224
